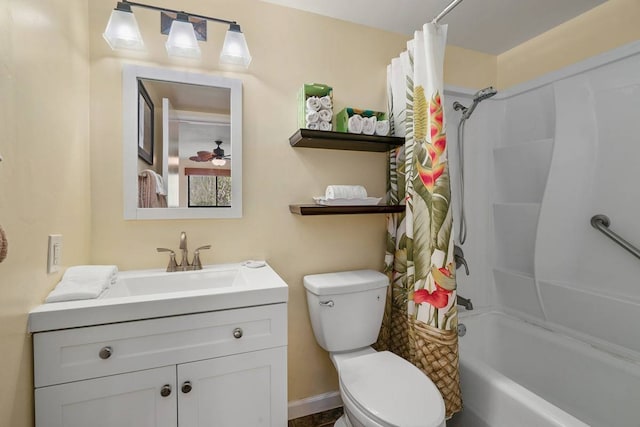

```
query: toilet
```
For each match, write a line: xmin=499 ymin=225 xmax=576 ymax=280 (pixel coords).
xmin=304 ymin=270 xmax=446 ymax=427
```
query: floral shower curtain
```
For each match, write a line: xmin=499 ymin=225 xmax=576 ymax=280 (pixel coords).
xmin=376 ymin=23 xmax=461 ymax=418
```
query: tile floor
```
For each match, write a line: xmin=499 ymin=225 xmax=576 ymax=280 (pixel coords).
xmin=288 ymin=407 xmax=344 ymax=427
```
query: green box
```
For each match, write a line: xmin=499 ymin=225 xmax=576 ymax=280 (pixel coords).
xmin=335 ymin=107 xmax=387 ymax=133
xmin=298 ymin=83 xmax=333 ymax=129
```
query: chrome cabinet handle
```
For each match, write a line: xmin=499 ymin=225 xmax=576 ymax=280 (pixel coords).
xmin=160 ymin=384 xmax=172 ymax=397
xmin=233 ymin=327 xmax=243 ymax=339
xmin=319 ymin=300 xmax=334 ymax=307
xmin=98 ymin=346 xmax=113 ymax=360
xmin=181 ymin=381 xmax=192 ymax=394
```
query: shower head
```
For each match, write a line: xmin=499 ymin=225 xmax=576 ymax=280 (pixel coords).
xmin=456 ymin=86 xmax=497 ymax=120
xmin=473 ymin=86 xmax=497 ymax=102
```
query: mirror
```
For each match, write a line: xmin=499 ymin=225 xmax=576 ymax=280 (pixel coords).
xmin=123 ymin=65 xmax=242 ymax=219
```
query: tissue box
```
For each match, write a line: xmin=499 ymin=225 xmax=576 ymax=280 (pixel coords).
xmin=335 ymin=107 xmax=387 ymax=133
xmin=298 ymin=83 xmax=333 ymax=129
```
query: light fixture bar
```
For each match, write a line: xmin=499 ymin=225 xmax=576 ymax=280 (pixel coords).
xmin=122 ymin=0 xmax=237 ymax=26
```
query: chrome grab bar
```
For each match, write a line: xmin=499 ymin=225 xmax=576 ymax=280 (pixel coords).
xmin=590 ymin=214 xmax=640 ymax=260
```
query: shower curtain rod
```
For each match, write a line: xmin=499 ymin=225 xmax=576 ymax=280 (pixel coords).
xmin=432 ymin=0 xmax=464 ymax=23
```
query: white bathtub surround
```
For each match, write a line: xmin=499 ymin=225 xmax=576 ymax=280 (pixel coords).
xmin=441 ymin=40 xmax=640 ymax=427
xmin=381 ymin=22 xmax=462 ymax=418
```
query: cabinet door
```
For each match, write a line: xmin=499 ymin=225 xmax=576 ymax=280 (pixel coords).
xmin=35 ymin=366 xmax=177 ymax=427
xmin=178 ymin=347 xmax=287 ymax=427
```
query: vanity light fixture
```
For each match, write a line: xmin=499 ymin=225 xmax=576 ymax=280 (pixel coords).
xmin=103 ymin=1 xmax=252 ymax=68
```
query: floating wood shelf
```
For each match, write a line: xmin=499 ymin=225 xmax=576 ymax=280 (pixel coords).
xmin=289 ymin=129 xmax=404 ymax=152
xmin=289 ymin=204 xmax=404 ymax=216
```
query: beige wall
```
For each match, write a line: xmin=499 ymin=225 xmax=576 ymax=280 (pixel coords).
xmin=86 ymin=0 xmax=497 ymax=405
xmin=0 ymin=0 xmax=91 ymax=426
xmin=498 ymin=0 xmax=640 ymax=88
xmin=5 ymin=0 xmax=638 ymax=425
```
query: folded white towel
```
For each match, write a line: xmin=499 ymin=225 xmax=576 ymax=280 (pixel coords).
xmin=306 ymin=97 xmax=321 ymax=112
xmin=307 ymin=122 xmax=320 ymax=130
xmin=319 ymin=121 xmax=331 ymax=131
xmin=348 ymin=114 xmax=364 ymax=134
xmin=375 ymin=120 xmax=390 ymax=136
xmin=318 ymin=109 xmax=332 ymax=122
xmin=325 ymin=185 xmax=368 ymax=200
xmin=45 ymin=265 xmax=118 ymax=303
xmin=362 ymin=116 xmax=377 ymax=135
xmin=319 ymin=95 xmax=332 ymax=110
xmin=306 ymin=111 xmax=319 ymax=123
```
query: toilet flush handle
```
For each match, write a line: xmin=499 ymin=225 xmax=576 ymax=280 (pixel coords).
xmin=319 ymin=300 xmax=334 ymax=308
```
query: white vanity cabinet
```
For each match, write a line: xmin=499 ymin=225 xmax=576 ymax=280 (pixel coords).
xmin=33 ymin=303 xmax=287 ymax=427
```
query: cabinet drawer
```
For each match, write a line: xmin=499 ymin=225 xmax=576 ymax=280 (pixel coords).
xmin=34 ymin=303 xmax=286 ymax=388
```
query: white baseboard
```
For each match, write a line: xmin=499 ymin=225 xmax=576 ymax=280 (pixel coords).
xmin=288 ymin=391 xmax=343 ymax=420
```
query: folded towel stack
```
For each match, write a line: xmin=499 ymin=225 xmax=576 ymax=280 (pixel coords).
xmin=306 ymin=95 xmax=333 ymax=131
xmin=45 ymin=265 xmax=118 ymax=303
xmin=346 ymin=114 xmax=390 ymax=136
xmin=325 ymin=185 xmax=368 ymax=200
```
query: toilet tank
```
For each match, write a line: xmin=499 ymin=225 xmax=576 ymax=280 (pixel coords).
xmin=304 ymin=270 xmax=389 ymax=352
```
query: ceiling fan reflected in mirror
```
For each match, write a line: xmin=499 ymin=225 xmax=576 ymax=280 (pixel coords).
xmin=189 ymin=140 xmax=231 ymax=165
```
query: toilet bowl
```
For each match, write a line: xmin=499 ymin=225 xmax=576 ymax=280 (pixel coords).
xmin=304 ymin=270 xmax=446 ymax=427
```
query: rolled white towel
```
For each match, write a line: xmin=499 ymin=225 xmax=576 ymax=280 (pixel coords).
xmin=319 ymin=121 xmax=331 ymax=131
xmin=306 ymin=111 xmax=319 ymax=123
xmin=45 ymin=265 xmax=118 ymax=303
xmin=348 ymin=114 xmax=364 ymax=134
xmin=325 ymin=185 xmax=368 ymax=200
xmin=362 ymin=116 xmax=377 ymax=135
xmin=318 ymin=109 xmax=332 ymax=122
xmin=375 ymin=120 xmax=390 ymax=136
xmin=319 ymin=95 xmax=332 ymax=110
xmin=307 ymin=122 xmax=320 ymax=130
xmin=306 ymin=96 xmax=321 ymax=112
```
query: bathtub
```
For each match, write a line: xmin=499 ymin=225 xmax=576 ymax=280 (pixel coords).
xmin=457 ymin=311 xmax=640 ymax=427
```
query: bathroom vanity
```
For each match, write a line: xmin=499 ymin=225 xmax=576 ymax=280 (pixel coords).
xmin=29 ymin=262 xmax=288 ymax=427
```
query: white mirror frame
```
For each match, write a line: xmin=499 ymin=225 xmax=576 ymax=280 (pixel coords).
xmin=122 ymin=65 xmax=243 ymax=219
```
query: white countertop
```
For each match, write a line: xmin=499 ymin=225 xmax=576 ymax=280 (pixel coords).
xmin=28 ymin=262 xmax=288 ymax=333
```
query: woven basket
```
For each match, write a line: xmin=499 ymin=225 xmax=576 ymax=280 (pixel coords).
xmin=409 ymin=319 xmax=462 ymax=418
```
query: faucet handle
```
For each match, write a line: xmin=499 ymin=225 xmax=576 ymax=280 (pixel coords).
xmin=192 ymin=245 xmax=211 ymax=270
xmin=157 ymin=248 xmax=178 ymax=272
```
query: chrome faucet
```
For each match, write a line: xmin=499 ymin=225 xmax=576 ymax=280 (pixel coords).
xmin=454 ymin=245 xmax=469 ymax=276
xmin=456 ymin=294 xmax=474 ymax=310
xmin=453 ymin=245 xmax=473 ymax=310
xmin=179 ymin=232 xmax=190 ymax=270
xmin=157 ymin=232 xmax=211 ymax=272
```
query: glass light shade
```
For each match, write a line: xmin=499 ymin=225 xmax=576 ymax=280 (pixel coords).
xmin=165 ymin=20 xmax=201 ymax=58
xmin=211 ymin=158 xmax=226 ymax=166
xmin=103 ymin=9 xmax=144 ymax=50
xmin=219 ymin=26 xmax=252 ymax=68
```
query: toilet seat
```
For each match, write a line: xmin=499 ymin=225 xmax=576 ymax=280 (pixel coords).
xmin=339 ymin=351 xmax=445 ymax=427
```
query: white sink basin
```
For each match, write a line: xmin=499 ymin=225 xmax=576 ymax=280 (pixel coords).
xmin=28 ymin=262 xmax=288 ymax=332
xmin=103 ymin=267 xmax=240 ymax=297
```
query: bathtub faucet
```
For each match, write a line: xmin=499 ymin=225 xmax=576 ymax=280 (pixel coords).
xmin=454 ymin=245 xmax=469 ymax=275
xmin=457 ymin=294 xmax=474 ymax=310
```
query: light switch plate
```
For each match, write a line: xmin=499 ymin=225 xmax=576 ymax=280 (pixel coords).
xmin=47 ymin=234 xmax=62 ymax=274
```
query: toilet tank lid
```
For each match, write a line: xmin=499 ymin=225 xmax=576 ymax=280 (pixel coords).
xmin=303 ymin=270 xmax=389 ymax=296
